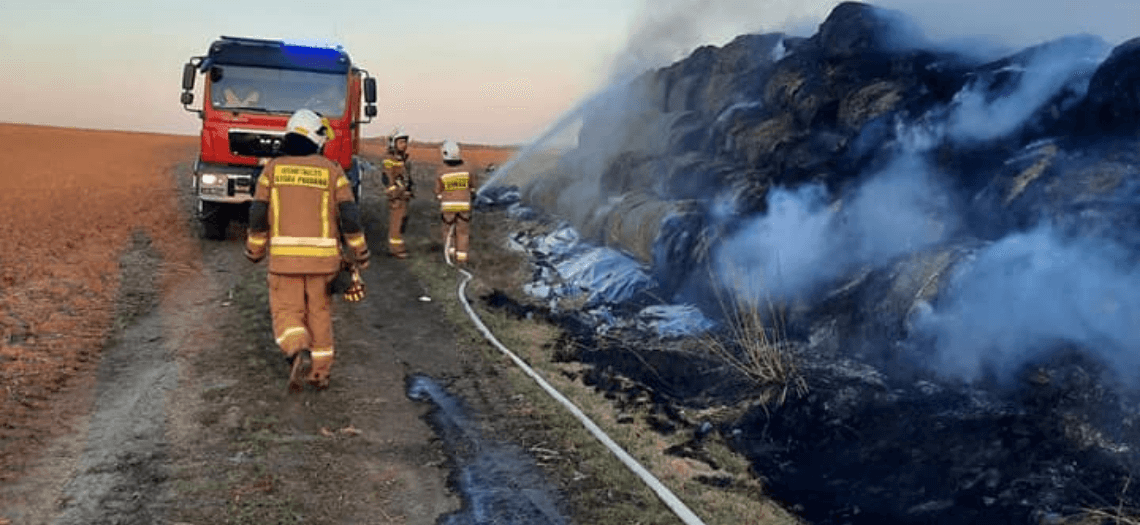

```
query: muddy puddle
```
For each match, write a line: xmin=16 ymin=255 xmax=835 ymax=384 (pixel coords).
xmin=406 ymin=375 xmax=569 ymax=525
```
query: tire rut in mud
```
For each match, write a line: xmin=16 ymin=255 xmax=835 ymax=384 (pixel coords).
xmin=165 ymin=166 xmax=467 ymax=524
xmin=9 ymin=155 xmax=582 ymax=525
xmin=53 ymin=231 xmax=175 ymax=524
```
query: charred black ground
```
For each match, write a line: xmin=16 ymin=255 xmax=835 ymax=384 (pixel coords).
xmin=480 ymin=1 xmax=1140 ymax=523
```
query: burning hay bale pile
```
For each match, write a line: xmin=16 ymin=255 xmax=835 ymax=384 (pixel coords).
xmin=481 ymin=1 xmax=1140 ymax=523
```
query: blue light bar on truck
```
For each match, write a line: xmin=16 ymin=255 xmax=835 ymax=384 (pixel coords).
xmin=200 ymin=36 xmax=351 ymax=74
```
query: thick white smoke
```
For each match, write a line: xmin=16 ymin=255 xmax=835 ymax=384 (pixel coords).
xmin=713 ymin=150 xmax=956 ymax=300
xmin=614 ymin=0 xmax=1137 ymax=82
xmin=873 ymin=0 xmax=1140 ymax=48
xmin=498 ymin=0 xmax=1140 ymax=386
xmin=708 ymin=24 xmax=1133 ymax=385
xmin=712 ymin=184 xmax=836 ymax=301
xmin=610 ymin=0 xmax=835 ymax=79
xmin=915 ymin=226 xmax=1140 ymax=382
xmin=946 ymin=35 xmax=1109 ymax=142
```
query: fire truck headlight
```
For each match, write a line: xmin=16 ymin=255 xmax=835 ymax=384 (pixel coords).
xmin=200 ymin=174 xmax=222 ymax=186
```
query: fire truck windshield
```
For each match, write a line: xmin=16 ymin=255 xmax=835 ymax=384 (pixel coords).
xmin=209 ymin=65 xmax=347 ymax=118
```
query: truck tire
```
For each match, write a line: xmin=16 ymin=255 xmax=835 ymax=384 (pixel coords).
xmin=200 ymin=200 xmax=229 ymax=240
xmin=347 ymin=158 xmax=363 ymax=203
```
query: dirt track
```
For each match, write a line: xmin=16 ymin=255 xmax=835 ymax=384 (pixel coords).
xmin=0 ymin=124 xmax=565 ymax=523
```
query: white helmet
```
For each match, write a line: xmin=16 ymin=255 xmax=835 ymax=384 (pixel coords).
xmin=441 ymin=139 xmax=462 ymax=162
xmin=285 ymin=109 xmax=329 ymax=148
xmin=388 ymin=126 xmax=409 ymax=151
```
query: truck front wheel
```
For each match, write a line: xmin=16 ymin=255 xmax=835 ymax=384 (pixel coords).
xmin=199 ymin=200 xmax=229 ymax=240
xmin=347 ymin=158 xmax=363 ymax=203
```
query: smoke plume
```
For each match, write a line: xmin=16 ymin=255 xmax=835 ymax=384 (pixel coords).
xmin=874 ymin=0 xmax=1140 ymax=48
xmin=916 ymin=225 xmax=1140 ymax=382
xmin=493 ymin=1 xmax=1140 ymax=386
xmin=613 ymin=0 xmax=1137 ymax=81
xmin=945 ymin=35 xmax=1108 ymax=142
xmin=610 ymin=0 xmax=834 ymax=79
xmin=713 ymin=150 xmax=956 ymax=301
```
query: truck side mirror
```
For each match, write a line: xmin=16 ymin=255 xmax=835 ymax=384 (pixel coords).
xmin=182 ymin=63 xmax=197 ymax=91
xmin=181 ymin=91 xmax=195 ymax=105
xmin=365 ymin=105 xmax=377 ymax=118
xmin=363 ymin=77 xmax=377 ymax=104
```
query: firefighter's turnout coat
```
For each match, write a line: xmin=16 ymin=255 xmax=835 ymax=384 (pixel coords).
xmin=245 ymin=154 xmax=369 ymax=385
xmin=434 ymin=166 xmax=477 ymax=263
xmin=381 ymin=151 xmax=413 ymax=257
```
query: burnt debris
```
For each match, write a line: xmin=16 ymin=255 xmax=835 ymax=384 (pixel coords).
xmin=481 ymin=1 xmax=1140 ymax=523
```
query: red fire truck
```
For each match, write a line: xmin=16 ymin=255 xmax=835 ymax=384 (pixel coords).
xmin=180 ymin=36 xmax=377 ymax=239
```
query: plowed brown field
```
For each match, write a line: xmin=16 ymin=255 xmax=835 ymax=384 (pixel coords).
xmin=0 ymin=124 xmax=516 ymax=480
xmin=0 ymin=123 xmax=766 ymax=525
xmin=0 ymin=123 xmax=199 ymax=479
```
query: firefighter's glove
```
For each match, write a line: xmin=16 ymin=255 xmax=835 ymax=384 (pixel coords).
xmin=343 ymin=269 xmax=366 ymax=302
xmin=245 ymin=232 xmax=268 ymax=263
xmin=244 ymin=245 xmax=265 ymax=264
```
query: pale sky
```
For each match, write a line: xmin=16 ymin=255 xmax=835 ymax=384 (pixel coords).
xmin=2 ymin=1 xmax=1138 ymax=145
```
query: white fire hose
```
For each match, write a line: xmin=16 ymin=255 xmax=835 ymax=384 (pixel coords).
xmin=443 ymin=226 xmax=706 ymax=525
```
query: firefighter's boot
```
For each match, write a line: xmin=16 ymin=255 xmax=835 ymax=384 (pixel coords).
xmin=308 ymin=349 xmax=334 ymax=390
xmin=287 ymin=350 xmax=312 ymax=393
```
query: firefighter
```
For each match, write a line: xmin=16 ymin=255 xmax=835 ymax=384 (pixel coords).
xmin=434 ymin=140 xmax=477 ymax=266
xmin=381 ymin=126 xmax=413 ymax=259
xmin=244 ymin=109 xmax=370 ymax=392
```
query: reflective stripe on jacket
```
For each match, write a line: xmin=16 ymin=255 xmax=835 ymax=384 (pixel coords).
xmin=382 ymin=153 xmax=413 ymax=196
xmin=434 ymin=170 xmax=476 ymax=213
xmin=252 ymin=155 xmax=355 ymax=275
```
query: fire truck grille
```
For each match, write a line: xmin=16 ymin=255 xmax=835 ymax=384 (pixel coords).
xmin=227 ymin=176 xmax=254 ymax=197
xmin=229 ymin=130 xmax=285 ymax=158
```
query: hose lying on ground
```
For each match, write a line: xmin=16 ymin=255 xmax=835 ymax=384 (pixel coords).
xmin=443 ymin=229 xmax=707 ymax=525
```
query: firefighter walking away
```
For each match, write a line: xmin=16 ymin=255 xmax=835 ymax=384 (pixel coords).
xmin=245 ymin=109 xmax=371 ymax=392
xmin=434 ymin=140 xmax=477 ymax=266
xmin=382 ymin=126 xmax=413 ymax=259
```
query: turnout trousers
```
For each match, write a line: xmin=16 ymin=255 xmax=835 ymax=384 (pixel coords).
xmin=441 ymin=211 xmax=471 ymax=264
xmin=388 ymin=197 xmax=409 ymax=258
xmin=267 ymin=272 xmax=337 ymax=384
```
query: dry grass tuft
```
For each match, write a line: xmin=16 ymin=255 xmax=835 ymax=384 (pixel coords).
xmin=1070 ymin=510 xmax=1140 ymax=525
xmin=704 ymin=273 xmax=807 ymax=406
xmin=1060 ymin=478 xmax=1140 ymax=525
